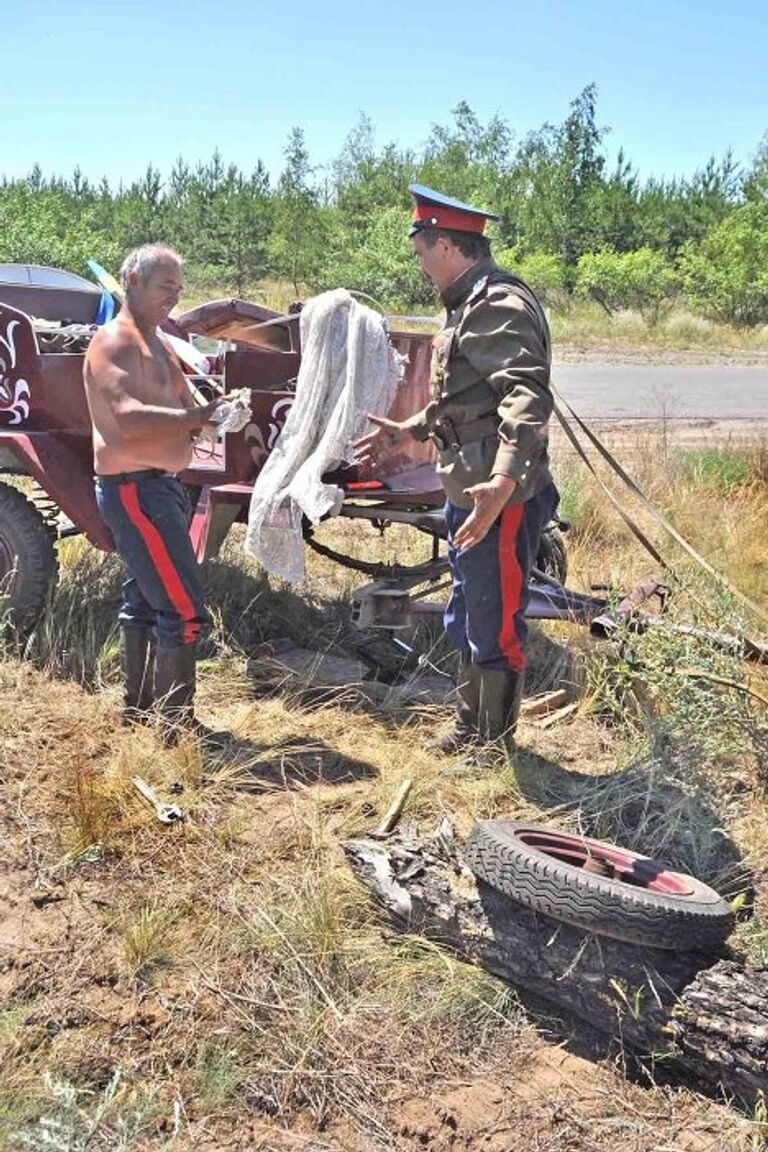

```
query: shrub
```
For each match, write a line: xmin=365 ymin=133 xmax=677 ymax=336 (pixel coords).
xmin=495 ymin=249 xmax=569 ymax=308
xmin=318 ymin=207 xmax=429 ymax=309
xmin=660 ymin=310 xmax=718 ymax=346
xmin=575 ymin=247 xmax=680 ymax=325
xmin=678 ymin=202 xmax=768 ymax=327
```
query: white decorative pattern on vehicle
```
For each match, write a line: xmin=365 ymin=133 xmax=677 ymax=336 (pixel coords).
xmin=244 ymin=397 xmax=294 ymax=468
xmin=0 ymin=319 xmax=30 ymax=425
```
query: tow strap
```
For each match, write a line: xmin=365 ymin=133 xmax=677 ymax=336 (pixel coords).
xmin=553 ymin=387 xmax=768 ymax=628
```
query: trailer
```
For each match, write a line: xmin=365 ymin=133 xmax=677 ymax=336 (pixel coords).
xmin=0 ymin=275 xmax=574 ymax=637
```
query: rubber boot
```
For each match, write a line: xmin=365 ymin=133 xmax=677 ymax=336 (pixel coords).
xmin=475 ymin=668 xmax=525 ymax=764
xmin=431 ymin=651 xmax=481 ymax=754
xmin=153 ymin=644 xmax=230 ymax=751
xmin=120 ymin=624 xmax=156 ymax=727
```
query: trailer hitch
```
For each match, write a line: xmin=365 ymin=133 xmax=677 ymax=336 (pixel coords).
xmin=351 ymin=569 xmax=613 ymax=632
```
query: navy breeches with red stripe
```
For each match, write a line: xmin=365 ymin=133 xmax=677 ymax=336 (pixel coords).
xmin=95 ymin=475 xmax=210 ymax=648
xmin=444 ymin=482 xmax=559 ymax=671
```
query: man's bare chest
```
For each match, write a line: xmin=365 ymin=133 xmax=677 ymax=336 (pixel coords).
xmin=135 ymin=339 xmax=179 ymax=403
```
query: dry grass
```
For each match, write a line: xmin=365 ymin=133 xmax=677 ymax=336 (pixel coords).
xmin=180 ymin=277 xmax=312 ymax=316
xmin=551 ymin=438 xmax=768 ymax=604
xmin=551 ymin=300 xmax=768 ymax=358
xmin=1 ymin=431 xmax=768 ymax=1149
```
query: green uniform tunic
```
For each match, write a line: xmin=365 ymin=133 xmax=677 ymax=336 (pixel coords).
xmin=402 ymin=257 xmax=554 ymax=510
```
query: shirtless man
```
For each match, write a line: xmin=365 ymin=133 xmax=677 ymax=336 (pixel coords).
xmin=84 ymin=243 xmax=226 ymax=742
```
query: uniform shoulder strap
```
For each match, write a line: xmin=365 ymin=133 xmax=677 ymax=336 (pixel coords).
xmin=483 ymin=270 xmax=551 ymax=360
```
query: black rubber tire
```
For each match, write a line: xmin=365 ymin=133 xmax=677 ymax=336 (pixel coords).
xmin=0 ymin=482 xmax=59 ymax=633
xmin=535 ymin=526 xmax=568 ymax=583
xmin=465 ymin=820 xmax=734 ymax=953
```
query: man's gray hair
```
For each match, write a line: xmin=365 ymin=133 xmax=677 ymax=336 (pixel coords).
xmin=119 ymin=243 xmax=184 ymax=289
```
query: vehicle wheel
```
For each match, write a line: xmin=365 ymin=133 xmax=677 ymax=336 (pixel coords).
xmin=0 ymin=481 xmax=59 ymax=633
xmin=465 ymin=820 xmax=733 ymax=952
xmin=535 ymin=526 xmax=567 ymax=583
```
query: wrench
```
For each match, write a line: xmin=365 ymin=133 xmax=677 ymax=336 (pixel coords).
xmin=131 ymin=776 xmax=184 ymax=824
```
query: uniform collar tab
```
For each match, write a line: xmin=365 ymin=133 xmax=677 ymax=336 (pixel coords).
xmin=441 ymin=258 xmax=498 ymax=311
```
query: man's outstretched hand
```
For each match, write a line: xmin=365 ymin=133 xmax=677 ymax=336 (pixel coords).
xmin=453 ymin=475 xmax=517 ymax=552
xmin=353 ymin=414 xmax=409 ymax=469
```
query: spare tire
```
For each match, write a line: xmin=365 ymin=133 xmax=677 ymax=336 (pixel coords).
xmin=465 ymin=820 xmax=733 ymax=953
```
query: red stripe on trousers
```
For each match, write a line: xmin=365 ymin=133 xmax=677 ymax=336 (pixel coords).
xmin=497 ymin=504 xmax=526 ymax=670
xmin=118 ymin=483 xmax=199 ymax=645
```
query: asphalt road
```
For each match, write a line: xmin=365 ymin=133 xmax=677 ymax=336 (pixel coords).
xmin=553 ymin=364 xmax=768 ymax=420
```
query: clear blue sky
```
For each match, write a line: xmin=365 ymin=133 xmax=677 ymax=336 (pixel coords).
xmin=2 ymin=0 xmax=766 ymax=188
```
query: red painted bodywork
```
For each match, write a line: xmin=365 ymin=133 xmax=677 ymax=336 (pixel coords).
xmin=0 ymin=300 xmax=439 ymax=556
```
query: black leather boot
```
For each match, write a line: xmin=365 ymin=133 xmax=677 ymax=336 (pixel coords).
xmin=153 ymin=644 xmax=230 ymax=751
xmin=431 ymin=651 xmax=481 ymax=754
xmin=477 ymin=667 xmax=525 ymax=754
xmin=120 ymin=624 xmax=156 ymax=727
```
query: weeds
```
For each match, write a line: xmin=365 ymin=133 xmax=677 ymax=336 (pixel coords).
xmin=63 ymin=758 xmax=115 ymax=854
xmin=19 ymin=540 xmax=122 ymax=687
xmin=115 ymin=901 xmax=180 ymax=981
xmin=732 ymin=917 xmax=768 ymax=967
xmin=194 ymin=1044 xmax=246 ymax=1111
xmin=551 ymin=298 xmax=768 ymax=353
xmin=680 ymin=446 xmax=755 ymax=491
xmin=583 ymin=581 xmax=768 ymax=776
xmin=11 ymin=1070 xmax=171 ymax=1152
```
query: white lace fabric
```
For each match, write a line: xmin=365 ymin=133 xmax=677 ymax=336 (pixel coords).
xmin=211 ymin=392 xmax=252 ymax=435
xmin=244 ymin=289 xmax=402 ymax=583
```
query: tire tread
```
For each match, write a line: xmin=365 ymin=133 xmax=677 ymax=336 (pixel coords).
xmin=0 ymin=482 xmax=59 ymax=632
xmin=466 ymin=820 xmax=733 ymax=951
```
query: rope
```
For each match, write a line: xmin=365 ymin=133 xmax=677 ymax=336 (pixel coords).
xmin=553 ymin=399 xmax=667 ymax=570
xmin=553 ymin=387 xmax=768 ymax=628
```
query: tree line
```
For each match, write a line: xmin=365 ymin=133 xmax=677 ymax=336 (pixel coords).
xmin=2 ymin=85 xmax=767 ymax=326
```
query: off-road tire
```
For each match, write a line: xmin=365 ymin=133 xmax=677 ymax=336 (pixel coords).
xmin=535 ymin=526 xmax=567 ymax=583
xmin=465 ymin=820 xmax=733 ymax=953
xmin=0 ymin=481 xmax=59 ymax=633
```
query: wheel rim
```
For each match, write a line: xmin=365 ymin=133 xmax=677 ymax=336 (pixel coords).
xmin=514 ymin=828 xmax=695 ymax=896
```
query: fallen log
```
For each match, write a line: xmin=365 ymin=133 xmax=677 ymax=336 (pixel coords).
xmin=343 ymin=824 xmax=768 ymax=1103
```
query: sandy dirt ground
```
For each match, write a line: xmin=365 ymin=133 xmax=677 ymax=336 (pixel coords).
xmin=549 ymin=415 xmax=768 ymax=461
xmin=555 ymin=344 xmax=768 ymax=366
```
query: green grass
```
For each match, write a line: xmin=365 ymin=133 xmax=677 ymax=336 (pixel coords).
xmin=680 ymin=447 xmax=757 ymax=491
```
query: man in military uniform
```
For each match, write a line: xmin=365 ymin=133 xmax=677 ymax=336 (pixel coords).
xmin=356 ymin=185 xmax=559 ymax=756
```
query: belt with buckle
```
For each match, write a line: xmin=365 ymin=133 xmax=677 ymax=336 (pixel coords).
xmin=430 ymin=414 xmax=499 ymax=450
xmin=96 ymin=468 xmax=177 ymax=485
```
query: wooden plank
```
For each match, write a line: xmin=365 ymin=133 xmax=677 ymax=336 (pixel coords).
xmin=520 ymin=689 xmax=569 ymax=718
